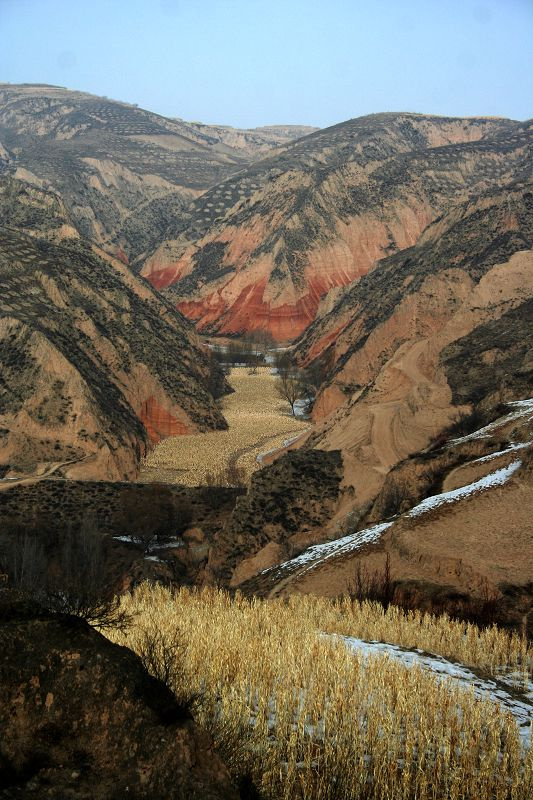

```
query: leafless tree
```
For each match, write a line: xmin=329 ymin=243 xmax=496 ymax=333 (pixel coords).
xmin=120 ymin=486 xmax=191 ymax=554
xmin=276 ymin=371 xmax=303 ymax=416
xmin=204 ymin=460 xmax=246 ymax=487
xmin=1 ymin=514 xmax=130 ymax=630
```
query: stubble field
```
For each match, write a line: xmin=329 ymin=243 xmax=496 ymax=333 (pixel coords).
xmin=139 ymin=366 xmax=309 ymax=486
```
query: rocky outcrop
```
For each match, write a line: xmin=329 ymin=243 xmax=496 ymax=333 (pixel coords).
xmin=0 ymin=84 xmax=314 ymax=265
xmin=208 ymin=449 xmax=343 ymax=586
xmin=0 ymin=591 xmax=238 ymax=799
xmin=0 ymin=177 xmax=227 ymax=481
xmin=143 ymin=114 xmax=531 ymax=340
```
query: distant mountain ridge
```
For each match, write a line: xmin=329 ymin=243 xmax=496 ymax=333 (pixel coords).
xmin=140 ymin=112 xmax=531 ymax=340
xmin=0 ymin=83 xmax=315 ymax=264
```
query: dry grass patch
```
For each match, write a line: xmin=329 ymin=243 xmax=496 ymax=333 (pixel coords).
xmin=140 ymin=367 xmax=308 ymax=485
xmin=110 ymin=585 xmax=532 ymax=800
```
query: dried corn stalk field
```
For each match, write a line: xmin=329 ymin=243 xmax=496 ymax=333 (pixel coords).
xmin=139 ymin=367 xmax=309 ymax=486
xmin=112 ymin=585 xmax=533 ymax=800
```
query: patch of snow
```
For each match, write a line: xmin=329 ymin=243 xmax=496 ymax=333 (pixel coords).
xmin=293 ymin=399 xmax=309 ymax=418
xmin=256 ymin=432 xmax=308 ymax=464
xmin=263 ymin=522 xmax=393 ymax=577
xmin=154 ymin=538 xmax=185 ymax=550
xmin=339 ymin=636 xmax=532 ymax=748
xmin=408 ymin=460 xmax=522 ymax=518
xmin=112 ymin=535 xmax=184 ymax=551
xmin=470 ymin=441 xmax=531 ymax=465
xmin=144 ymin=555 xmax=163 ymax=562
xmin=448 ymin=398 xmax=533 ymax=446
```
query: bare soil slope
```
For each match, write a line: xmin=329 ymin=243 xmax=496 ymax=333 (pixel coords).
xmin=0 ymin=177 xmax=227 ymax=481
xmin=294 ymin=182 xmax=533 ymax=509
xmin=244 ymin=402 xmax=533 ymax=633
xmin=143 ymin=114 xmax=531 ymax=340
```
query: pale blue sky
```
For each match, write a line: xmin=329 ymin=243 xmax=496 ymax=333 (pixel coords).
xmin=0 ymin=0 xmax=532 ymax=128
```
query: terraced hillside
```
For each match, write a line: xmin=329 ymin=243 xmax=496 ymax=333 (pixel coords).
xmin=290 ymin=181 xmax=533 ymax=496
xmin=241 ymin=400 xmax=533 ymax=637
xmin=0 ymin=177 xmax=227 ymax=481
xmin=142 ymin=113 xmax=531 ymax=340
xmin=0 ymin=84 xmax=314 ymax=263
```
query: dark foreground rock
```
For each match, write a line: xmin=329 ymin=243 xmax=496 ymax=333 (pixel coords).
xmin=0 ymin=592 xmax=238 ymax=800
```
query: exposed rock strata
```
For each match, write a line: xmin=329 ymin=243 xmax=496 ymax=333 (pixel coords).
xmin=144 ymin=114 xmax=531 ymax=339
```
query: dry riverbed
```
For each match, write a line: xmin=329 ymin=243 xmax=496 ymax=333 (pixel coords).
xmin=139 ymin=367 xmax=309 ymax=486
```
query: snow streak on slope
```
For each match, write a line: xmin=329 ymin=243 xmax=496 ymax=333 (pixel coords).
xmin=340 ymin=637 xmax=532 ymax=747
xmin=262 ymin=458 xmax=523 ymax=580
xmin=448 ymin=398 xmax=533 ymax=446
xmin=407 ymin=460 xmax=522 ymax=518
xmin=263 ymin=522 xmax=393 ymax=577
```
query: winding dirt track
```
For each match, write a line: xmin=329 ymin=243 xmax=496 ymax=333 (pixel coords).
xmin=0 ymin=456 xmax=90 ymax=492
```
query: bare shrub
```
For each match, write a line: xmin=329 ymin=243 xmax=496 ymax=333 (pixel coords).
xmin=275 ymin=371 xmax=302 ymax=416
xmin=137 ymin=623 xmax=183 ymax=688
xmin=0 ymin=515 xmax=129 ymax=630
xmin=348 ymin=553 xmax=394 ymax=609
xmin=0 ymin=527 xmax=47 ymax=595
xmin=120 ymin=486 xmax=192 ymax=553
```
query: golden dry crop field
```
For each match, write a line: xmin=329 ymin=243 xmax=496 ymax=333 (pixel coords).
xmin=139 ymin=366 xmax=309 ymax=485
xmin=111 ymin=585 xmax=533 ymax=800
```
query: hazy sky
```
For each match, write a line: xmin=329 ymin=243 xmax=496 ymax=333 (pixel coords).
xmin=1 ymin=0 xmax=532 ymax=128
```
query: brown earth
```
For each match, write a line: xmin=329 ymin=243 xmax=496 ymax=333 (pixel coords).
xmin=0 ymin=591 xmax=238 ymax=800
xmin=289 ymin=183 xmax=533 ymax=511
xmin=143 ymin=113 xmax=531 ymax=340
xmin=239 ymin=406 xmax=533 ymax=632
xmin=0 ymin=177 xmax=228 ymax=481
xmin=206 ymin=184 xmax=533 ymax=611
xmin=207 ymin=449 xmax=344 ymax=587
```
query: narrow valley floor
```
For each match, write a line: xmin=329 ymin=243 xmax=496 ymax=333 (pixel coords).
xmin=139 ymin=367 xmax=309 ymax=486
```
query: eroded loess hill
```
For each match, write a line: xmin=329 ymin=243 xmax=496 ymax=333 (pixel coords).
xmin=0 ymin=84 xmax=314 ymax=265
xmin=209 ymin=183 xmax=533 ymax=600
xmin=244 ymin=401 xmax=533 ymax=635
xmin=143 ymin=113 xmax=531 ymax=340
xmin=293 ymin=182 xmax=533 ymax=504
xmin=0 ymin=177 xmax=227 ymax=481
